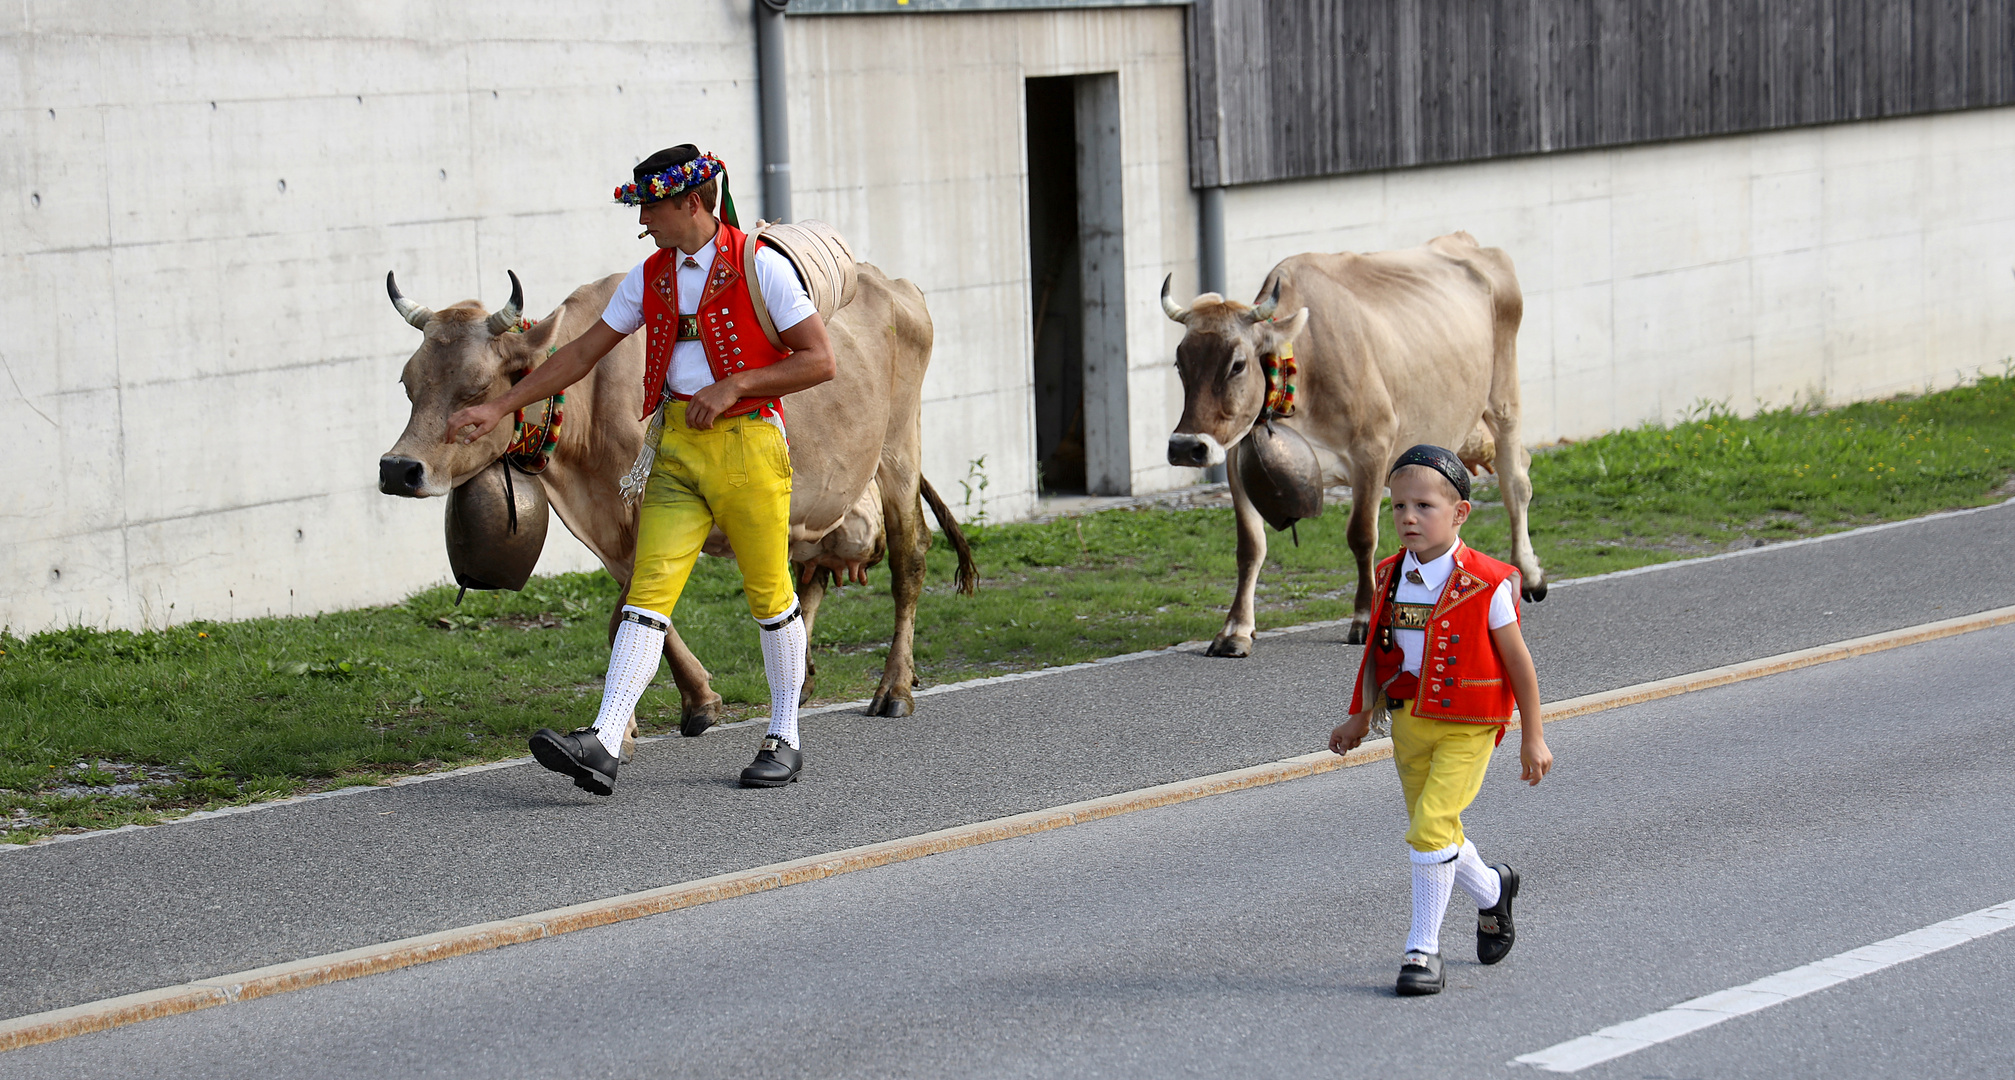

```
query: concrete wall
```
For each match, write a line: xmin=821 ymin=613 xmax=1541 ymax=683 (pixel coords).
xmin=1218 ymin=107 xmax=2015 ymax=444
xmin=1 ymin=1 xmax=765 ymax=633
xmin=9 ymin=2 xmax=2007 ymax=636
xmin=785 ymin=6 xmax=1195 ymax=522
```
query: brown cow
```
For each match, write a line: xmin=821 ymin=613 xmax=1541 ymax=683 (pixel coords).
xmin=378 ymin=264 xmax=974 ymax=731
xmin=1161 ymin=231 xmax=1545 ymax=656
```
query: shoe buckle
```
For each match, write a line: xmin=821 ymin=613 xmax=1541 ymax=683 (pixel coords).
xmin=1478 ymin=914 xmax=1500 ymax=933
xmin=761 ymin=736 xmax=784 ymax=750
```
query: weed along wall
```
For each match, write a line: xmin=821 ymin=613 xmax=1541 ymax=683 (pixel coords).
xmin=1 ymin=3 xmax=764 ymax=634
xmin=1217 ymin=106 xmax=2015 ymax=445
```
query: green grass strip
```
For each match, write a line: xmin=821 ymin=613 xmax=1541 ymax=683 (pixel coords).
xmin=4 ymin=371 xmax=2011 ymax=841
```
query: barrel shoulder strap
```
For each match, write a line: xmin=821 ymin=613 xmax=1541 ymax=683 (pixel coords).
xmin=741 ymin=224 xmax=787 ymax=351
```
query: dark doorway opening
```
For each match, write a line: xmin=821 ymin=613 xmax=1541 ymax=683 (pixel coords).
xmin=1026 ymin=73 xmax=1128 ymax=497
xmin=1026 ymin=76 xmax=1085 ymax=494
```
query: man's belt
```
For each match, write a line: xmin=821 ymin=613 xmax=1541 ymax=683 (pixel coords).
xmin=678 ymin=315 xmax=701 ymax=341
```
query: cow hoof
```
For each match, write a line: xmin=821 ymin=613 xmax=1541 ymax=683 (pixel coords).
xmin=680 ymin=700 xmax=723 ymax=738
xmin=1345 ymin=622 xmax=1368 ymax=646
xmin=799 ymin=666 xmax=818 ymax=708
xmin=869 ymin=692 xmax=914 ymax=719
xmin=1523 ymin=579 xmax=1549 ymax=603
xmin=1206 ymin=634 xmax=1252 ymax=658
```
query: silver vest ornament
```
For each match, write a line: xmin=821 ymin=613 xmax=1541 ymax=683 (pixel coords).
xmin=444 ymin=458 xmax=549 ymax=592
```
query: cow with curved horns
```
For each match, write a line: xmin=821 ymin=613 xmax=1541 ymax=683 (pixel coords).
xmin=378 ymin=264 xmax=974 ymax=731
xmin=1161 ymin=231 xmax=1545 ymax=656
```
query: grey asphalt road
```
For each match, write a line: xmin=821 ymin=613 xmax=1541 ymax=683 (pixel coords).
xmin=4 ymin=616 xmax=2010 ymax=1078
xmin=2 ymin=501 xmax=2012 ymax=1024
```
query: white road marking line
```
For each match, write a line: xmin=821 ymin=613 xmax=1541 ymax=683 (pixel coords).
xmin=1511 ymin=897 xmax=2015 ymax=1073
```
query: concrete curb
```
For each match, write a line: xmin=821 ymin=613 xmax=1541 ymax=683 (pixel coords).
xmin=5 ymin=602 xmax=2012 ymax=1053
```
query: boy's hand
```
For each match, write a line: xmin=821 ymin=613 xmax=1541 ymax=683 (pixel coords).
xmin=1330 ymin=711 xmax=1373 ymax=756
xmin=1519 ymin=731 xmax=1553 ymax=785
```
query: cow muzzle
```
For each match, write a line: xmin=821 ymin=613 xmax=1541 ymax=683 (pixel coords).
xmin=379 ymin=455 xmax=437 ymax=498
xmin=1167 ymin=433 xmax=1226 ymax=468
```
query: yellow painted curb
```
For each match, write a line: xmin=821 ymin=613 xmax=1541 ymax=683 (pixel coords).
xmin=6 ymin=603 xmax=2012 ymax=1054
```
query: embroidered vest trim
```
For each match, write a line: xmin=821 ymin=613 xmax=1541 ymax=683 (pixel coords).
xmin=637 ymin=222 xmax=794 ymax=422
xmin=1349 ymin=543 xmax=1521 ymax=724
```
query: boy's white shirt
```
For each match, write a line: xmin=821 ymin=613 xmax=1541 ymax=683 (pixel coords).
xmin=1392 ymin=543 xmax=1518 ymax=677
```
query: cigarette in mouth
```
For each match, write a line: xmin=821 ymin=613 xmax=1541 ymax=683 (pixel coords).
xmin=638 ymin=229 xmax=650 ymax=239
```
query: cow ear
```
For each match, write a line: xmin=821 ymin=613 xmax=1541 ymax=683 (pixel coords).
xmin=521 ymin=311 xmax=561 ymax=354
xmin=1268 ymin=307 xmax=1310 ymax=345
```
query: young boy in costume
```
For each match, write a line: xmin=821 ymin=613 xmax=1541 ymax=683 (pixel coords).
xmin=1329 ymin=444 xmax=1553 ymax=996
xmin=446 ymin=145 xmax=834 ymax=794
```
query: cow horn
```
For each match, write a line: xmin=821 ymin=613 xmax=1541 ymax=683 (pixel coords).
xmin=386 ymin=271 xmax=432 ymax=330
xmin=1159 ymin=274 xmax=1190 ymax=323
xmin=486 ymin=270 xmax=524 ymax=336
xmin=1247 ymin=280 xmax=1281 ymax=323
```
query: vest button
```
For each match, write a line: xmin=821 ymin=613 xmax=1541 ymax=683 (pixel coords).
xmin=1450 ymin=634 xmax=1460 ymax=643
xmin=1440 ymin=620 xmax=1450 ymax=628
xmin=1441 ymin=699 xmax=1453 ymax=708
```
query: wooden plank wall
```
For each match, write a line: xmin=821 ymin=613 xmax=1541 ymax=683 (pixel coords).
xmin=1187 ymin=0 xmax=2015 ymax=187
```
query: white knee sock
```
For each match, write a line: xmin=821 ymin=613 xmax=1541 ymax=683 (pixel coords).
xmin=757 ymin=600 xmax=806 ymax=749
xmin=591 ymin=606 xmax=668 ymax=756
xmin=1453 ymin=838 xmax=1502 ymax=909
xmin=1407 ymin=844 xmax=1461 ymax=955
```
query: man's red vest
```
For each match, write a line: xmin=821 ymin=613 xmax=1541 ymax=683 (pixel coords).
xmin=637 ymin=222 xmax=793 ymax=422
xmin=1349 ymin=543 xmax=1521 ymax=724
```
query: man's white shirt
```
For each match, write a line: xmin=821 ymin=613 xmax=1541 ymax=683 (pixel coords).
xmin=599 ymin=237 xmax=818 ymax=398
xmin=1391 ymin=544 xmax=1519 ymax=676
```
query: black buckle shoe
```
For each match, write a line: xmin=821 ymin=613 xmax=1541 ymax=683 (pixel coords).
xmin=529 ymin=727 xmax=619 ymax=796
xmin=1477 ymin=863 xmax=1519 ymax=965
xmin=1396 ymin=950 xmax=1444 ymax=996
xmin=739 ymin=736 xmax=802 ymax=788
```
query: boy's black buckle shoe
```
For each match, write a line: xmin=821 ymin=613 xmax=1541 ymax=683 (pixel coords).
xmin=739 ymin=736 xmax=802 ymax=787
xmin=1396 ymin=951 xmax=1444 ymax=996
xmin=529 ymin=727 xmax=619 ymax=796
xmin=1477 ymin=863 xmax=1519 ymax=965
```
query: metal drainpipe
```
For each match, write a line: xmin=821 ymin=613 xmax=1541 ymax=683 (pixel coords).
xmin=1199 ymin=184 xmax=1228 ymax=483
xmin=755 ymin=0 xmax=792 ymax=223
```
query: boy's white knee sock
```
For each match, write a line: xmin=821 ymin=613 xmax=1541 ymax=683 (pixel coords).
xmin=757 ymin=601 xmax=806 ymax=749
xmin=1453 ymin=838 xmax=1502 ymax=909
xmin=1407 ymin=844 xmax=1461 ymax=955
xmin=591 ymin=606 xmax=669 ymax=756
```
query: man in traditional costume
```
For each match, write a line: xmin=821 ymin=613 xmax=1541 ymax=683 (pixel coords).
xmin=445 ymin=145 xmax=835 ymax=794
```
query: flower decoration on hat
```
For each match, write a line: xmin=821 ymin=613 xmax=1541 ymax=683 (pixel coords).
xmin=614 ymin=152 xmax=726 ymax=206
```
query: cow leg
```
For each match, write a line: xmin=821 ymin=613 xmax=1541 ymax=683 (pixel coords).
xmin=1484 ymin=407 xmax=1548 ymax=601
xmin=796 ymin=565 xmax=830 ymax=707
xmin=1211 ymin=443 xmax=1267 ymax=657
xmin=870 ymin=461 xmax=930 ymax=718
xmin=1344 ymin=459 xmax=1386 ymax=645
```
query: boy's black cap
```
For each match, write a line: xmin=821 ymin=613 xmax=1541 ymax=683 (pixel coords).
xmin=1389 ymin=444 xmax=1471 ymax=502
xmin=634 ymin=144 xmax=702 ymax=189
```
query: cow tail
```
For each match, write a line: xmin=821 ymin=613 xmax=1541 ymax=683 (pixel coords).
xmin=919 ymin=475 xmax=978 ymax=596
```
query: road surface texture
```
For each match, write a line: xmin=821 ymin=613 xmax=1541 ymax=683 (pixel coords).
xmin=3 ymin=502 xmax=2011 ymax=1026
xmin=3 ymin=619 xmax=2009 ymax=1077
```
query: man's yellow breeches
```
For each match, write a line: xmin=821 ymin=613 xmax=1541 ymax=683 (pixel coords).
xmin=627 ymin=402 xmax=796 ymax=621
xmin=1392 ymin=700 xmax=1503 ymax=853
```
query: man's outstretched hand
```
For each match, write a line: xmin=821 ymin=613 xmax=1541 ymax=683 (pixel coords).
xmin=445 ymin=402 xmax=510 ymax=445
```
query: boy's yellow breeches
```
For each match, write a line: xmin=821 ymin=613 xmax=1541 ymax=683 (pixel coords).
xmin=626 ymin=402 xmax=796 ymax=621
xmin=1392 ymin=700 xmax=1504 ymax=853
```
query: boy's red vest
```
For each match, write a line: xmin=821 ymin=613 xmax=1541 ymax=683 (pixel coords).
xmin=637 ymin=222 xmax=792 ymax=422
xmin=1349 ymin=543 xmax=1521 ymax=724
